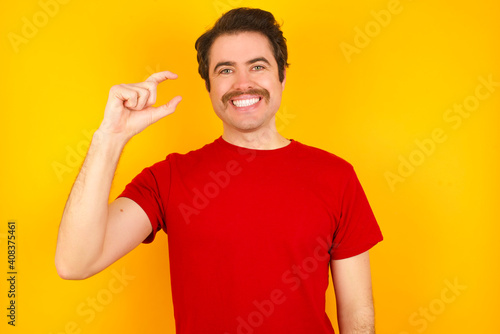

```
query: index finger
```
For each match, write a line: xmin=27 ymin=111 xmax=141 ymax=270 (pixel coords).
xmin=145 ymin=71 xmax=178 ymax=85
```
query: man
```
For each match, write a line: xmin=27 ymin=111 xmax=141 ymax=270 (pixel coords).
xmin=55 ymin=7 xmax=383 ymax=334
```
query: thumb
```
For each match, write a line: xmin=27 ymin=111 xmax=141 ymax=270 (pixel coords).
xmin=149 ymin=95 xmax=183 ymax=123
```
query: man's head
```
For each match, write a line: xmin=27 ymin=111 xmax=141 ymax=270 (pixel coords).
xmin=195 ymin=8 xmax=290 ymax=139
xmin=195 ymin=7 xmax=289 ymax=92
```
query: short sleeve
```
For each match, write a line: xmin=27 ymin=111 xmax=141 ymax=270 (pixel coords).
xmin=330 ymin=167 xmax=383 ymax=260
xmin=117 ymin=157 xmax=171 ymax=244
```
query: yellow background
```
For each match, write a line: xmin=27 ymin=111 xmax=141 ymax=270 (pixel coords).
xmin=1 ymin=0 xmax=499 ymax=333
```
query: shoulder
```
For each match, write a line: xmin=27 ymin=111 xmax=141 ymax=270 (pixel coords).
xmin=167 ymin=138 xmax=219 ymax=164
xmin=292 ymin=140 xmax=355 ymax=174
xmin=145 ymin=138 xmax=220 ymax=173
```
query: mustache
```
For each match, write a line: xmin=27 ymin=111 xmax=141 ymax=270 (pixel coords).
xmin=221 ymin=88 xmax=270 ymax=106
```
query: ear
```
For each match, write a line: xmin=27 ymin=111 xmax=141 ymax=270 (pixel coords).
xmin=281 ymin=68 xmax=287 ymax=91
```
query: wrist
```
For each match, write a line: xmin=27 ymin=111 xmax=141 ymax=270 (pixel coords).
xmin=92 ymin=128 xmax=128 ymax=157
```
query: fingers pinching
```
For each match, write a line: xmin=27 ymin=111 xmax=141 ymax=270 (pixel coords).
xmin=121 ymin=87 xmax=139 ymax=109
xmin=146 ymin=71 xmax=178 ymax=85
xmin=134 ymin=87 xmax=151 ymax=110
xmin=151 ymin=95 xmax=183 ymax=122
xmin=141 ymin=71 xmax=179 ymax=109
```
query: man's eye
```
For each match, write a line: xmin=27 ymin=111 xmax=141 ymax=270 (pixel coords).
xmin=220 ymin=69 xmax=232 ymax=74
xmin=253 ymin=65 xmax=264 ymax=70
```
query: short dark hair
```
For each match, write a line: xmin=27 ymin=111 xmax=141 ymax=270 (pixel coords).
xmin=195 ymin=7 xmax=289 ymax=91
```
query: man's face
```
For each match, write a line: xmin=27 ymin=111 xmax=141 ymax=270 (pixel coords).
xmin=207 ymin=31 xmax=286 ymax=134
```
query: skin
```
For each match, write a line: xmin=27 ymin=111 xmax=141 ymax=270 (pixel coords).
xmin=332 ymin=251 xmax=376 ymax=333
xmin=55 ymin=31 xmax=375 ymax=334
xmin=55 ymin=72 xmax=180 ymax=279
xmin=207 ymin=31 xmax=290 ymax=149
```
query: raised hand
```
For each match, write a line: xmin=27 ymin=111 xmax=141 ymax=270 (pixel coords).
xmin=99 ymin=71 xmax=182 ymax=142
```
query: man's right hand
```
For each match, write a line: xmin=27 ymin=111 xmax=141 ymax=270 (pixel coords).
xmin=98 ymin=71 xmax=182 ymax=142
xmin=55 ymin=71 xmax=181 ymax=280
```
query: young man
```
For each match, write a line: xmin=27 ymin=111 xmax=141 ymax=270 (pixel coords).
xmin=55 ymin=7 xmax=383 ymax=334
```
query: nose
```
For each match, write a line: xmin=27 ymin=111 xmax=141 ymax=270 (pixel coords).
xmin=232 ymin=69 xmax=253 ymax=91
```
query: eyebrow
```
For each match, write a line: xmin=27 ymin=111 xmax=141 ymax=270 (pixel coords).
xmin=213 ymin=57 xmax=271 ymax=74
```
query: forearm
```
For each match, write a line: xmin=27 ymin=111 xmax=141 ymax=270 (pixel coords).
xmin=338 ymin=305 xmax=375 ymax=334
xmin=55 ymin=129 xmax=126 ymax=279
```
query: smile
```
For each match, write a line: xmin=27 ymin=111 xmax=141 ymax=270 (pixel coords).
xmin=231 ymin=97 xmax=261 ymax=108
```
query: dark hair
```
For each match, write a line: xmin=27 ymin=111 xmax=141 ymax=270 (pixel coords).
xmin=195 ymin=7 xmax=289 ymax=91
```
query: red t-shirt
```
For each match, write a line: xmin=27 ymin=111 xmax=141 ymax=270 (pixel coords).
xmin=119 ymin=137 xmax=383 ymax=334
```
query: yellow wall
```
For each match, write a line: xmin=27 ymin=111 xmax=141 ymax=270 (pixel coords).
xmin=1 ymin=0 xmax=499 ymax=333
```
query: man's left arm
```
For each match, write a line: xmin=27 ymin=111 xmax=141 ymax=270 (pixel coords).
xmin=331 ymin=251 xmax=376 ymax=334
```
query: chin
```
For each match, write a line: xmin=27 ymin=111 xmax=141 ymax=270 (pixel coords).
xmin=226 ymin=118 xmax=265 ymax=131
xmin=233 ymin=123 xmax=262 ymax=132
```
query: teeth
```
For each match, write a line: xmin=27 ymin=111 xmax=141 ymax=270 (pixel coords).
xmin=232 ymin=97 xmax=260 ymax=108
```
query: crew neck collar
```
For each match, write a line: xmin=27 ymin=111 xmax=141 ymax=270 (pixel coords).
xmin=215 ymin=136 xmax=296 ymax=156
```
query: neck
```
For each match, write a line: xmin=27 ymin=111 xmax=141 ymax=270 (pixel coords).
xmin=222 ymin=126 xmax=290 ymax=150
